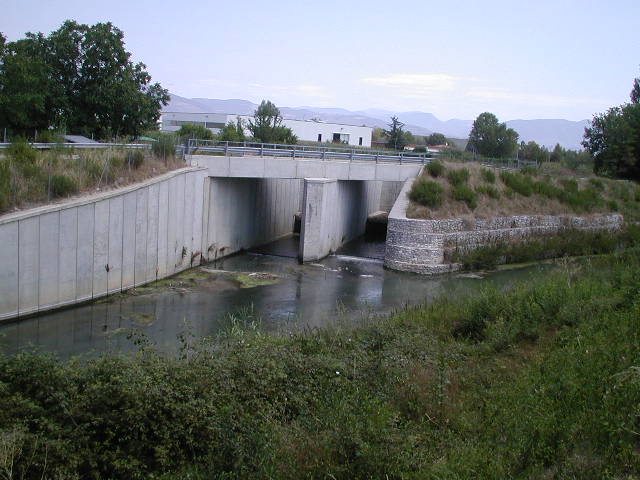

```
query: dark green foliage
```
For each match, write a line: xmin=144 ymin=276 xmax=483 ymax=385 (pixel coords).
xmin=452 ymin=183 xmax=478 ymax=209
xmin=466 ymin=112 xmax=519 ymax=158
xmin=408 ymin=178 xmax=444 ymax=207
xmin=384 ymin=116 xmax=406 ymax=150
xmin=446 ymin=168 xmax=470 ymax=186
xmin=8 ymin=138 xmax=37 ymax=164
xmin=426 ymin=160 xmax=445 ymax=177
xmin=176 ymin=124 xmax=214 ymax=141
xmin=518 ymin=141 xmax=548 ymax=164
xmin=475 ymin=184 xmax=500 ymax=199
xmin=0 ymin=21 xmax=169 ymax=139
xmin=480 ymin=168 xmax=495 ymax=183
xmin=152 ymin=134 xmax=176 ymax=159
xmin=500 ymin=171 xmax=533 ymax=196
xmin=50 ymin=174 xmax=78 ymax=197
xmin=1 ymin=247 xmax=640 ymax=478
xmin=425 ymin=132 xmax=447 ymax=146
xmin=248 ymin=100 xmax=297 ymax=144
xmin=583 ymin=103 xmax=640 ymax=180
xmin=519 ymin=166 xmax=539 ymax=176
xmin=589 ymin=177 xmax=605 ymax=190
xmin=218 ymin=119 xmax=246 ymax=142
xmin=0 ymin=159 xmax=10 ymax=209
xmin=559 ymin=178 xmax=578 ymax=192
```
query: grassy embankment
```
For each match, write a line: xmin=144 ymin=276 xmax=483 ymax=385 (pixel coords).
xmin=0 ymin=244 xmax=639 ymax=479
xmin=408 ymin=160 xmax=640 ymax=222
xmin=0 ymin=137 xmax=180 ymax=215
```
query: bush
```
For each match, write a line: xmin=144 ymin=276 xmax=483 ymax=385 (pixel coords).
xmin=480 ymin=168 xmax=496 ymax=183
xmin=126 ymin=150 xmax=145 ymax=169
xmin=177 ymin=124 xmax=214 ymax=141
xmin=426 ymin=161 xmax=445 ymax=178
xmin=8 ymin=138 xmax=37 ymax=164
xmin=452 ymin=183 xmax=478 ymax=209
xmin=446 ymin=168 xmax=470 ymax=186
xmin=0 ymin=159 xmax=11 ymax=209
xmin=589 ymin=178 xmax=605 ymax=190
xmin=409 ymin=178 xmax=444 ymax=207
xmin=50 ymin=174 xmax=78 ymax=197
xmin=475 ymin=185 xmax=500 ymax=199
xmin=152 ymin=134 xmax=176 ymax=159
xmin=500 ymin=171 xmax=533 ymax=196
xmin=559 ymin=178 xmax=579 ymax=192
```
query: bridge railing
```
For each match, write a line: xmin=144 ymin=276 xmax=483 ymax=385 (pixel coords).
xmin=186 ymin=139 xmax=435 ymax=164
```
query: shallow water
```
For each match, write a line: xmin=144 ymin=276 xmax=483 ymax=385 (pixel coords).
xmin=0 ymin=236 xmax=557 ymax=358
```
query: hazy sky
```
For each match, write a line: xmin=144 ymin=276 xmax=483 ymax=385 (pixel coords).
xmin=3 ymin=0 xmax=639 ymax=121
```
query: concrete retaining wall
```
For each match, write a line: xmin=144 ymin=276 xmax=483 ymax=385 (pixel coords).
xmin=299 ymin=179 xmax=377 ymax=262
xmin=0 ymin=167 xmax=208 ymax=320
xmin=202 ymin=177 xmax=304 ymax=260
xmin=384 ymin=177 xmax=625 ymax=274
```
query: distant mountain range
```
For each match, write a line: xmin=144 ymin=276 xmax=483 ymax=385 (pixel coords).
xmin=164 ymin=94 xmax=590 ymax=150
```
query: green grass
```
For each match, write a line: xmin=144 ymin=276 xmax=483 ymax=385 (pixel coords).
xmin=0 ymin=247 xmax=639 ymax=479
xmin=446 ymin=167 xmax=470 ymax=186
xmin=449 ymin=224 xmax=640 ymax=270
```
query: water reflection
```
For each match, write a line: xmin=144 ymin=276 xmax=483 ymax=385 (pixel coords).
xmin=0 ymin=237 xmax=556 ymax=358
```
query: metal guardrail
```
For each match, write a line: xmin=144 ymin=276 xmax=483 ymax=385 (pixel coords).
xmin=186 ymin=139 xmax=435 ymax=164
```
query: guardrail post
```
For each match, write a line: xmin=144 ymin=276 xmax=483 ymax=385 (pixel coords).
xmin=350 ymin=149 xmax=354 ymax=161
xmin=400 ymin=152 xmax=403 ymax=164
xmin=224 ymin=141 xmax=229 ymax=155
xmin=260 ymin=143 xmax=264 ymax=156
xmin=322 ymin=147 xmax=326 ymax=161
xmin=292 ymin=145 xmax=296 ymax=159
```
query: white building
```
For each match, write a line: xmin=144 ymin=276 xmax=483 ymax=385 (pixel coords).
xmin=160 ymin=112 xmax=373 ymax=147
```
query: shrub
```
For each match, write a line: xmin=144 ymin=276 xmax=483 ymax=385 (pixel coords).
xmin=8 ymin=138 xmax=37 ymax=164
xmin=500 ymin=171 xmax=533 ymax=196
xmin=0 ymin=159 xmax=11 ymax=209
xmin=608 ymin=199 xmax=619 ymax=211
xmin=176 ymin=124 xmax=214 ymax=141
xmin=426 ymin=161 xmax=445 ymax=178
xmin=409 ymin=178 xmax=445 ymax=208
xmin=480 ymin=168 xmax=496 ymax=183
xmin=520 ymin=166 xmax=539 ymax=176
xmin=452 ymin=184 xmax=478 ymax=209
xmin=446 ymin=168 xmax=470 ymax=186
xmin=589 ymin=178 xmax=605 ymax=190
xmin=475 ymin=185 xmax=500 ymax=199
xmin=126 ymin=150 xmax=145 ymax=169
xmin=559 ymin=178 xmax=579 ymax=192
xmin=152 ymin=134 xmax=176 ymax=159
xmin=533 ymin=181 xmax=563 ymax=199
xmin=50 ymin=174 xmax=78 ymax=197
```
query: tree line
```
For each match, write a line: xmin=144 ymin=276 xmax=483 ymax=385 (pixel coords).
xmin=0 ymin=21 xmax=169 ymax=140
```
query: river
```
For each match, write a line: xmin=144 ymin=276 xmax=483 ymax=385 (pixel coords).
xmin=0 ymin=235 xmax=557 ymax=358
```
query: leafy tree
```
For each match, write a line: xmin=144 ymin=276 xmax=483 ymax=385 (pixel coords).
xmin=518 ymin=140 xmax=549 ymax=163
xmin=384 ymin=116 xmax=406 ymax=150
xmin=631 ymin=73 xmax=640 ymax=104
xmin=583 ymin=103 xmax=640 ymax=180
xmin=466 ymin=112 xmax=518 ymax=158
xmin=550 ymin=143 xmax=564 ymax=163
xmin=426 ymin=132 xmax=447 ymax=146
xmin=402 ymin=130 xmax=415 ymax=146
xmin=218 ymin=118 xmax=246 ymax=142
xmin=176 ymin=124 xmax=214 ymax=141
xmin=0 ymin=21 xmax=169 ymax=140
xmin=248 ymin=100 xmax=296 ymax=144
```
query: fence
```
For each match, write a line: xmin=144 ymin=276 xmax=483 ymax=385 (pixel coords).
xmin=186 ymin=139 xmax=436 ymax=164
xmin=0 ymin=143 xmax=186 ymax=214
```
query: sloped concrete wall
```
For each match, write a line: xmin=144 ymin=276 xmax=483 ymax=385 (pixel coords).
xmin=0 ymin=167 xmax=208 ymax=321
xmin=202 ymin=177 xmax=304 ymax=261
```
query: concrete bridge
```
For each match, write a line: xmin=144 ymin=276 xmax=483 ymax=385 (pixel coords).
xmin=0 ymin=143 xmax=426 ymax=320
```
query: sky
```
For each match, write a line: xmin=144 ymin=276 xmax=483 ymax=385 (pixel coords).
xmin=3 ymin=0 xmax=639 ymax=121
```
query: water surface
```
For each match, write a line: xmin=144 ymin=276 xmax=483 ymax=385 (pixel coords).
xmin=0 ymin=236 xmax=556 ymax=358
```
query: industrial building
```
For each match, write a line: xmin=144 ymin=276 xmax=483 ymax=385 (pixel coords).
xmin=160 ymin=112 xmax=373 ymax=147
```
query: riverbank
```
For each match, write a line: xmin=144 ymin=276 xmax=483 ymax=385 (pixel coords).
xmin=0 ymin=247 xmax=638 ymax=478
